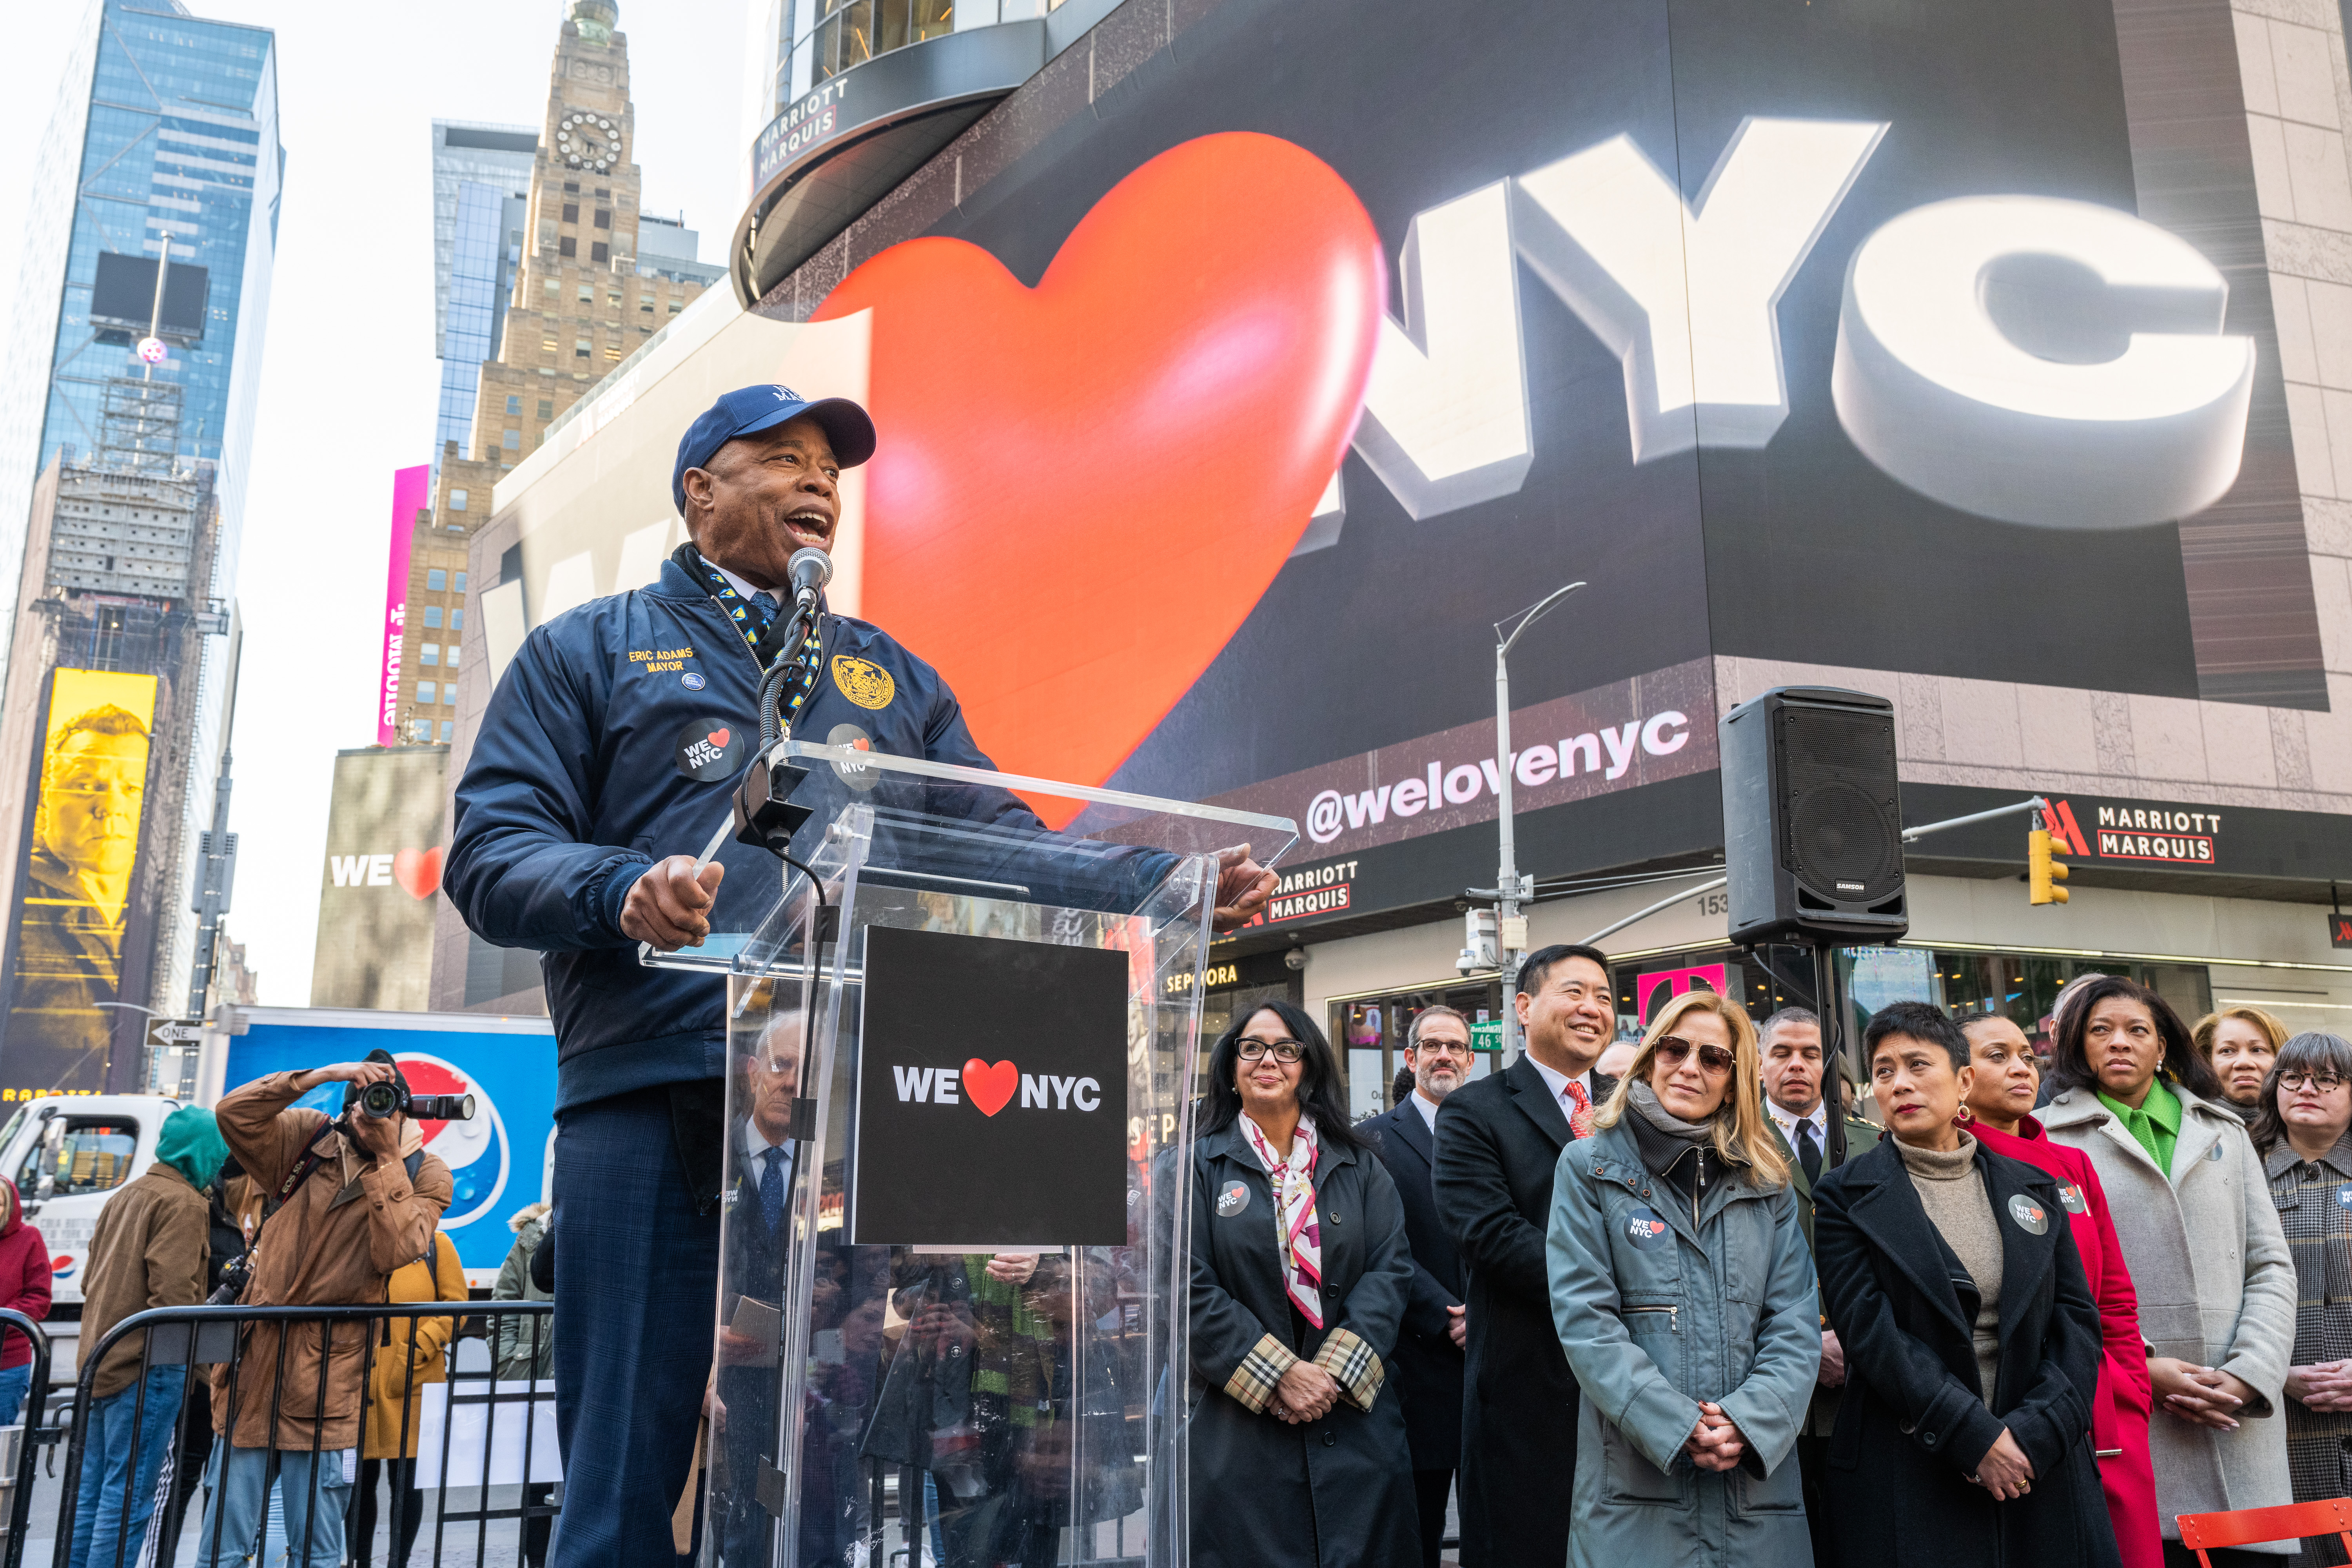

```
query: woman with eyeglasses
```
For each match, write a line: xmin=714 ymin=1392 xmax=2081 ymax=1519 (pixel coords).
xmin=1173 ymin=1000 xmax=1418 ymax=1568
xmin=2248 ymin=1032 xmax=2352 ymax=1564
xmin=1544 ymin=988 xmax=1818 ymax=1568
xmin=2040 ymin=976 xmax=2294 ymax=1567
xmin=1814 ymin=1001 xmax=2122 ymax=1568
xmin=1958 ymin=1014 xmax=2160 ymax=1568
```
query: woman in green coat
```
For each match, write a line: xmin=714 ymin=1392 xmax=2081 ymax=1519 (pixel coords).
xmin=1546 ymin=988 xmax=1820 ymax=1568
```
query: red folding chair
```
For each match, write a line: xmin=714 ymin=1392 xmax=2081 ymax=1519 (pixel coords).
xmin=2178 ymin=1499 xmax=2352 ymax=1565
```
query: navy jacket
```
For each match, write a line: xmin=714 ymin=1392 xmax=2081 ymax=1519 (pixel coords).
xmin=1365 ymin=1097 xmax=1464 ymax=1470
xmin=448 ymin=556 xmax=1023 ymax=1109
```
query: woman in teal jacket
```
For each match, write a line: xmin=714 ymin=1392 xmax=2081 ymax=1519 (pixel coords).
xmin=1547 ymin=989 xmax=1822 ymax=1568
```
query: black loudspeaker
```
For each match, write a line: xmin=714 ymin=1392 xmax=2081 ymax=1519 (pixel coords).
xmin=1719 ymin=686 xmax=1909 ymax=946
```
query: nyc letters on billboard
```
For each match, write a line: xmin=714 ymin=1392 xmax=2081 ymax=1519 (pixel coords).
xmin=849 ymin=926 xmax=1128 ymax=1247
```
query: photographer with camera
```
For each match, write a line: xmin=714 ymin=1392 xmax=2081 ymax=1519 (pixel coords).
xmin=192 ymin=1053 xmax=454 ymax=1568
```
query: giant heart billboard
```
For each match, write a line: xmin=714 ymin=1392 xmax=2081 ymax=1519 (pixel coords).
xmin=475 ymin=0 xmax=2329 ymax=936
xmin=789 ymin=0 xmax=2318 ymax=825
xmin=817 ymin=132 xmax=1384 ymax=824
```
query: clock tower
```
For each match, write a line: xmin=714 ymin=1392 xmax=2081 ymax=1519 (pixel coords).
xmin=396 ymin=0 xmax=711 ymax=744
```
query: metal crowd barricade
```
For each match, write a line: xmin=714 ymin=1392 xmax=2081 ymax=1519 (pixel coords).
xmin=35 ymin=1301 xmax=555 ymax=1568
xmin=0 ymin=1309 xmax=54 ymax=1568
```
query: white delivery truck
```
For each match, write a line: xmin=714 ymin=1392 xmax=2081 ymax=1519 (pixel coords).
xmin=0 ymin=1095 xmax=181 ymax=1306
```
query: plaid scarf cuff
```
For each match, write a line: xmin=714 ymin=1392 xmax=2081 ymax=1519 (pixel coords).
xmin=1313 ymin=1326 xmax=1385 ymax=1412
xmin=1221 ymin=1332 xmax=1300 ymax=1414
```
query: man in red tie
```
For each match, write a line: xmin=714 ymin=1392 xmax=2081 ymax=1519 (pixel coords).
xmin=1432 ymin=944 xmax=1619 ymax=1567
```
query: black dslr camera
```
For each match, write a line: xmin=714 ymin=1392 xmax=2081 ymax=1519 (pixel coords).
xmin=356 ymin=1080 xmax=475 ymax=1122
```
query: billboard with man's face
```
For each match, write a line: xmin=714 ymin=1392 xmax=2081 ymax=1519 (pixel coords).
xmin=0 ymin=670 xmax=158 ymax=1095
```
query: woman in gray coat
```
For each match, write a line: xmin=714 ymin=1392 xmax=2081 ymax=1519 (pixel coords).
xmin=1546 ymin=988 xmax=1819 ymax=1568
xmin=2040 ymin=975 xmax=2297 ymax=1564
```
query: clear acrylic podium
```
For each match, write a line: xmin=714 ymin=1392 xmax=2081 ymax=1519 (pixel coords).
xmin=643 ymin=740 xmax=1297 ymax=1568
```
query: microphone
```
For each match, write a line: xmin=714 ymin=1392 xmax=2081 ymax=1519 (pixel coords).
xmin=787 ymin=547 xmax=832 ymax=613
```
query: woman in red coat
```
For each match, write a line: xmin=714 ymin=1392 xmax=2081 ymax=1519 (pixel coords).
xmin=0 ymin=1178 xmax=50 ymax=1425
xmin=1960 ymin=1014 xmax=2160 ymax=1568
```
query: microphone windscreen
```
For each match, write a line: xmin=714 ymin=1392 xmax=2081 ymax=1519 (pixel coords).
xmin=788 ymin=547 xmax=833 ymax=596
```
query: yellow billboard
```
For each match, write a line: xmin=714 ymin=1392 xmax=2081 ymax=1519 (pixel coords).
xmin=0 ymin=670 xmax=159 ymax=1094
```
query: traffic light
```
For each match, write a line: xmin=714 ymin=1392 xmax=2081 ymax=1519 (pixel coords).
xmin=2029 ymin=826 xmax=2069 ymax=906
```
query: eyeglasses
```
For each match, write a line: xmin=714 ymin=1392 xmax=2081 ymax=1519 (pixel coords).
xmin=1410 ymin=1038 xmax=1474 ymax=1058
xmin=1654 ymin=1036 xmax=1735 ymax=1076
xmin=1236 ymin=1038 xmax=1304 ymax=1064
xmin=2279 ymin=1070 xmax=2347 ymax=1093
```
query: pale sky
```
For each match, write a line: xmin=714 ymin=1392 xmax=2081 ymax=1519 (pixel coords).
xmin=0 ymin=0 xmax=751 ymax=1006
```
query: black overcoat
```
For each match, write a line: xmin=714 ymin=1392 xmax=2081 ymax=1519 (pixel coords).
xmin=1430 ymin=1057 xmax=1613 ymax=1568
xmin=1812 ymin=1135 xmax=2124 ymax=1568
xmin=1366 ymin=1098 xmax=1465 ymax=1470
xmin=1177 ymin=1120 xmax=1418 ymax=1568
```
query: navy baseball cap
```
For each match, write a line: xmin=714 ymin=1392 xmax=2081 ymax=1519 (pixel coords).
xmin=672 ymin=383 xmax=877 ymax=514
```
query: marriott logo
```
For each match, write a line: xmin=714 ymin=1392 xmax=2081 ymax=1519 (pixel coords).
xmin=2050 ymin=799 xmax=2222 ymax=865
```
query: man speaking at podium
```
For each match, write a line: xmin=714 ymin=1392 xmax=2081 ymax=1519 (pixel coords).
xmin=446 ymin=385 xmax=1277 ymax=1562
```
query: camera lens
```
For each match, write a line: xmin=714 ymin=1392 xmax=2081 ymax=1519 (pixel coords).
xmin=358 ymin=1081 xmax=403 ymax=1119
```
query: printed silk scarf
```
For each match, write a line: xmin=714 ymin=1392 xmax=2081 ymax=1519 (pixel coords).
xmin=1241 ymin=1113 xmax=1325 ymax=1329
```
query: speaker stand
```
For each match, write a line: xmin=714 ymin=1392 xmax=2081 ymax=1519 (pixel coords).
xmin=1810 ymin=942 xmax=1852 ymax=1171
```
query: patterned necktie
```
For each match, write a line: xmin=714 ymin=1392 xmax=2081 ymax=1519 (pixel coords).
xmin=758 ymin=1146 xmax=787 ymax=1232
xmin=680 ymin=546 xmax=824 ymax=734
xmin=1563 ymin=1079 xmax=1597 ymax=1140
xmin=1795 ymin=1118 xmax=1822 ymax=1186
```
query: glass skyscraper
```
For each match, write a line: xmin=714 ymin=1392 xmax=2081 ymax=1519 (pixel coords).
xmin=0 ymin=0 xmax=280 ymax=1047
xmin=0 ymin=0 xmax=281 ymax=644
xmin=432 ymin=122 xmax=537 ymax=457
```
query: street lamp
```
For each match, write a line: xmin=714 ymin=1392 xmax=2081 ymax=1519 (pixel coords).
xmin=1491 ymin=581 xmax=1584 ymax=1062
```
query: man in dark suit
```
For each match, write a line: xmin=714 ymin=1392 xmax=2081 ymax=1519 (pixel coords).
xmin=1433 ymin=943 xmax=1617 ymax=1568
xmin=1757 ymin=1004 xmax=1882 ymax=1568
xmin=1367 ymin=1004 xmax=1473 ymax=1568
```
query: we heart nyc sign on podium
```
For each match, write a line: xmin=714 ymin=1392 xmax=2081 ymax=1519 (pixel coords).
xmin=848 ymin=925 xmax=1128 ymax=1248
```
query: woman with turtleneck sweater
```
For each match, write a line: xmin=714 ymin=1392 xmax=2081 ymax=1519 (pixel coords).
xmin=1545 ymin=990 xmax=1819 ymax=1568
xmin=1813 ymin=1000 xmax=2122 ymax=1568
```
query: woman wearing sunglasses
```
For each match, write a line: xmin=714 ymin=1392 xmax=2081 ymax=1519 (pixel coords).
xmin=1816 ymin=1001 xmax=2120 ymax=1568
xmin=2247 ymin=1032 xmax=2352 ymax=1564
xmin=1544 ymin=989 xmax=1818 ymax=1568
xmin=1175 ymin=1000 xmax=1417 ymax=1568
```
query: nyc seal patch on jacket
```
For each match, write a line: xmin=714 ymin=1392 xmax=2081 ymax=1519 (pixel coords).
xmin=832 ymin=655 xmax=895 ymax=710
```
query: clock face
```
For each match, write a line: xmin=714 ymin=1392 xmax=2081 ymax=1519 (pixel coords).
xmin=557 ymin=111 xmax=617 ymax=172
